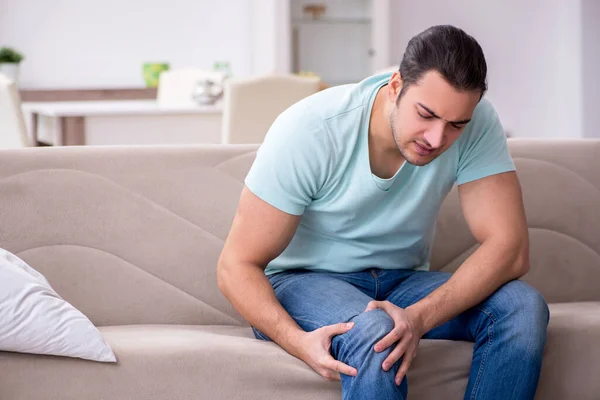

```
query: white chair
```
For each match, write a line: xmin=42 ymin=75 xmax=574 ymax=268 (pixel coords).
xmin=156 ymin=68 xmax=226 ymax=107
xmin=0 ymin=73 xmax=30 ymax=148
xmin=221 ymin=74 xmax=320 ymax=144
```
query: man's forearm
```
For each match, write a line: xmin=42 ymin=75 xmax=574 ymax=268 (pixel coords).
xmin=217 ymin=262 xmax=305 ymax=356
xmin=407 ymin=238 xmax=529 ymax=333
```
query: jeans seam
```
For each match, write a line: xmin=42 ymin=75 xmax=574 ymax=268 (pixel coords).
xmin=470 ymin=306 xmax=496 ymax=400
xmin=372 ymin=269 xmax=380 ymax=299
xmin=332 ymin=312 xmax=366 ymax=362
xmin=252 ymin=327 xmax=270 ymax=341
xmin=337 ymin=334 xmax=350 ymax=362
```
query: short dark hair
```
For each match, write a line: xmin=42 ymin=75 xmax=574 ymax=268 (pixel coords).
xmin=397 ymin=25 xmax=487 ymax=101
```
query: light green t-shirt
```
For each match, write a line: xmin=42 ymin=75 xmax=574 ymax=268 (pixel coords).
xmin=245 ymin=73 xmax=515 ymax=276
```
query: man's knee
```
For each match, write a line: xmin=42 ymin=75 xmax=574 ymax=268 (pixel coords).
xmin=333 ymin=309 xmax=396 ymax=365
xmin=491 ymin=280 xmax=549 ymax=352
xmin=334 ymin=309 xmax=407 ymax=397
xmin=501 ymin=280 xmax=549 ymax=321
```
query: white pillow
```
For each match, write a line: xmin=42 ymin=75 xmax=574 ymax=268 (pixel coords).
xmin=0 ymin=248 xmax=116 ymax=362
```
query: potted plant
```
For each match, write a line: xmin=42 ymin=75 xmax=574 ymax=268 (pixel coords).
xmin=0 ymin=47 xmax=25 ymax=83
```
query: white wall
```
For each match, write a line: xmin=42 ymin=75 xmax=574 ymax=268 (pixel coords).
xmin=3 ymin=0 xmax=598 ymax=137
xmin=582 ymin=0 xmax=600 ymax=138
xmin=250 ymin=0 xmax=291 ymax=75
xmin=371 ymin=0 xmax=391 ymax=72
xmin=0 ymin=0 xmax=253 ymax=89
xmin=389 ymin=0 xmax=587 ymax=138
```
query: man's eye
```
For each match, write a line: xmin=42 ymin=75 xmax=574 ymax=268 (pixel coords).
xmin=418 ymin=112 xmax=433 ymax=119
xmin=450 ymin=123 xmax=464 ymax=130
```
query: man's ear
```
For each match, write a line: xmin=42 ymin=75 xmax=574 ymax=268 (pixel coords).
xmin=388 ymin=71 xmax=403 ymax=102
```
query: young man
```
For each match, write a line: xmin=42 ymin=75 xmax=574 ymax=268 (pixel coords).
xmin=218 ymin=25 xmax=549 ymax=400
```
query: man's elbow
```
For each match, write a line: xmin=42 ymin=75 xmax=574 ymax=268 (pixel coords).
xmin=510 ymin=242 xmax=531 ymax=279
xmin=490 ymin=233 xmax=530 ymax=279
xmin=217 ymin=254 xmax=232 ymax=297
xmin=513 ymin=255 xmax=530 ymax=278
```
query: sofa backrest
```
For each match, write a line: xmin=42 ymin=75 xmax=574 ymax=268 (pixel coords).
xmin=0 ymin=145 xmax=257 ymax=327
xmin=431 ymin=139 xmax=600 ymax=304
xmin=0 ymin=140 xmax=598 ymax=327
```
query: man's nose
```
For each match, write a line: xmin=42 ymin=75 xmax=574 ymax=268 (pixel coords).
xmin=423 ymin=123 xmax=445 ymax=148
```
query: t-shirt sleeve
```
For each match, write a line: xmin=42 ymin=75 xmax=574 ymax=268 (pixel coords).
xmin=244 ymin=103 xmax=332 ymax=216
xmin=456 ymin=99 xmax=516 ymax=185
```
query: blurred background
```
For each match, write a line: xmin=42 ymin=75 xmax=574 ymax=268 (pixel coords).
xmin=1 ymin=0 xmax=599 ymax=148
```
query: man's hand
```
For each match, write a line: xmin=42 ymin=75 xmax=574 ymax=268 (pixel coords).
xmin=295 ymin=322 xmax=359 ymax=381
xmin=364 ymin=300 xmax=426 ymax=386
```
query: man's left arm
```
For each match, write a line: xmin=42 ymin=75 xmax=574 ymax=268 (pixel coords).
xmin=368 ymin=170 xmax=530 ymax=385
xmin=408 ymin=170 xmax=530 ymax=332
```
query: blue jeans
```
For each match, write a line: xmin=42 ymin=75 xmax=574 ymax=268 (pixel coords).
xmin=253 ymin=268 xmax=549 ymax=400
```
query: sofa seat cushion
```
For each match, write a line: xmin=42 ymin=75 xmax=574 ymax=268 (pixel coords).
xmin=0 ymin=324 xmax=340 ymax=400
xmin=0 ymin=302 xmax=598 ymax=400
xmin=535 ymin=302 xmax=600 ymax=400
xmin=411 ymin=302 xmax=600 ymax=400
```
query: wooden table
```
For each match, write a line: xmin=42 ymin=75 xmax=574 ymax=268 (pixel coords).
xmin=21 ymin=100 xmax=223 ymax=146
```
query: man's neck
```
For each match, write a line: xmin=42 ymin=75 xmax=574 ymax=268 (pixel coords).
xmin=368 ymin=85 xmax=406 ymax=179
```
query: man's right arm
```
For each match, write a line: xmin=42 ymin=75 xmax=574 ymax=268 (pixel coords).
xmin=217 ymin=186 xmax=304 ymax=352
xmin=217 ymin=187 xmax=357 ymax=380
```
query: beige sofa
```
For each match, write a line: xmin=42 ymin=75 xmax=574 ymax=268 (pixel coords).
xmin=0 ymin=140 xmax=598 ymax=400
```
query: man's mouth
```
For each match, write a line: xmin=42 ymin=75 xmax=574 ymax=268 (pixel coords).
xmin=414 ymin=142 xmax=434 ymax=156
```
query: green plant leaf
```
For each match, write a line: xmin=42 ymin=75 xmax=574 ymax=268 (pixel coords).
xmin=0 ymin=47 xmax=25 ymax=63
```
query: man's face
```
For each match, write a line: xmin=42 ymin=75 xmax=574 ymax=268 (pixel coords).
xmin=389 ymin=70 xmax=481 ymax=166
